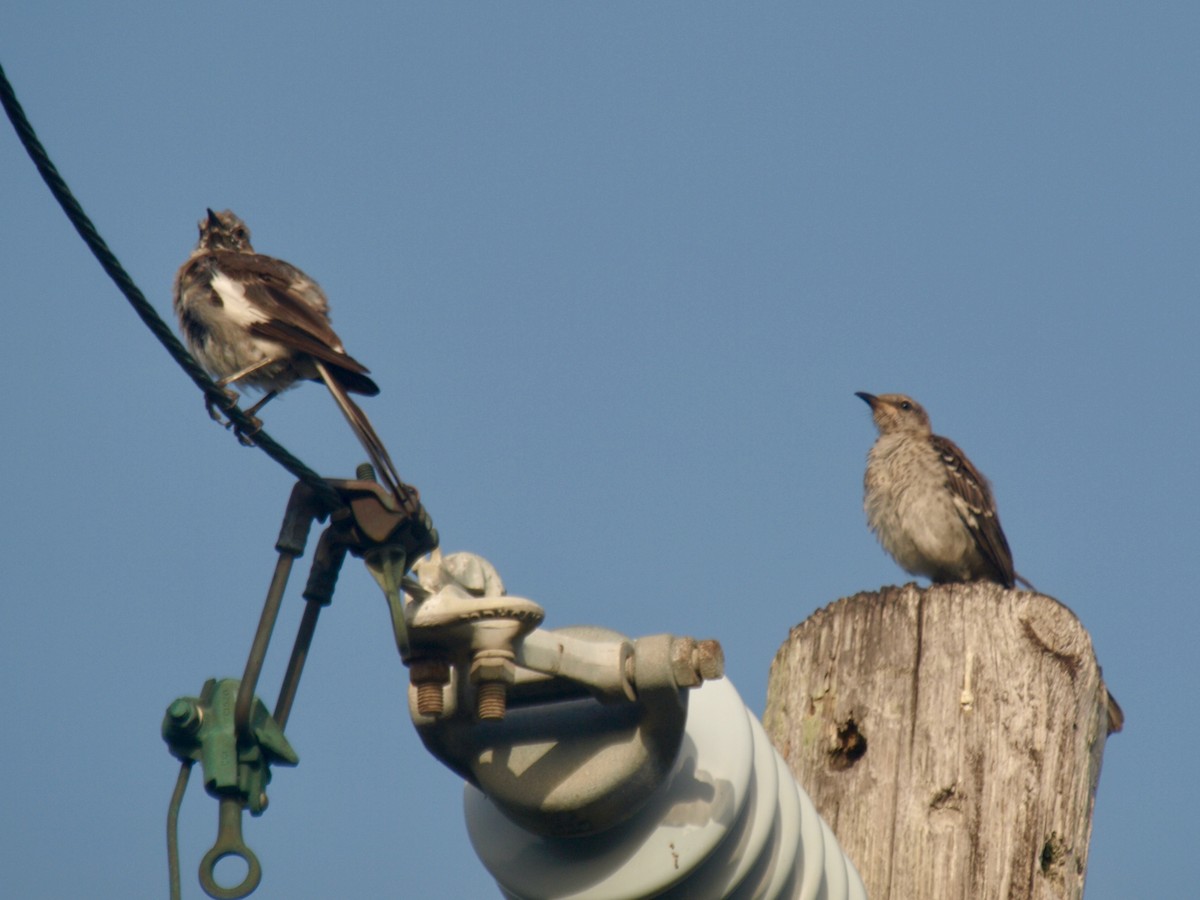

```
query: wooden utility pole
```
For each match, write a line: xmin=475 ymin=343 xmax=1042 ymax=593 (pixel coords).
xmin=764 ymin=583 xmax=1120 ymax=900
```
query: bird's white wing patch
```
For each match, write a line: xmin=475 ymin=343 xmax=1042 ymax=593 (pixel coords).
xmin=210 ymin=272 xmax=267 ymax=326
xmin=950 ymin=493 xmax=980 ymax=528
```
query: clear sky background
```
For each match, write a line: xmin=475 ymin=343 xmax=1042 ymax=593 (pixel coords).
xmin=2 ymin=5 xmax=1195 ymax=898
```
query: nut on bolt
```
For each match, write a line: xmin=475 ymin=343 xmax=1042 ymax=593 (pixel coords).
xmin=165 ymin=698 xmax=203 ymax=736
xmin=669 ymin=637 xmax=725 ymax=688
xmin=693 ymin=639 xmax=724 ymax=681
xmin=470 ymin=649 xmax=516 ymax=721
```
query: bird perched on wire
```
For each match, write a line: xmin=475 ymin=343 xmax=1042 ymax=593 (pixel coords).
xmin=855 ymin=392 xmax=1031 ymax=590
xmin=174 ymin=208 xmax=410 ymax=506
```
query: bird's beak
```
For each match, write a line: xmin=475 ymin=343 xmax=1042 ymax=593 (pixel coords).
xmin=205 ymin=208 xmax=222 ymax=227
xmin=855 ymin=391 xmax=878 ymax=409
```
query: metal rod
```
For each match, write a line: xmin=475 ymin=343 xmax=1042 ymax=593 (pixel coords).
xmin=234 ymin=552 xmax=295 ymax=738
xmin=270 ymin=525 xmax=348 ymax=730
xmin=167 ymin=760 xmax=193 ymax=900
xmin=273 ymin=599 xmax=322 ymax=732
xmin=232 ymin=480 xmax=324 ymax=737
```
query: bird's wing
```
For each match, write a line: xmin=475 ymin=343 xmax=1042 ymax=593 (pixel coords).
xmin=210 ymin=250 xmax=335 ymax=330
xmin=212 ymin=250 xmax=380 ymax=395
xmin=931 ymin=434 xmax=1017 ymax=588
xmin=248 ymin=319 xmax=380 ymax=395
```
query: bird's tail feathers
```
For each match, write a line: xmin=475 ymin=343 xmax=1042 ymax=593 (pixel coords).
xmin=314 ymin=360 xmax=417 ymax=513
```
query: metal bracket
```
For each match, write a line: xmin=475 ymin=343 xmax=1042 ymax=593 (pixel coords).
xmin=162 ymin=472 xmax=438 ymax=899
xmin=400 ymin=552 xmax=724 ymax=837
xmin=162 ymin=678 xmax=299 ymax=898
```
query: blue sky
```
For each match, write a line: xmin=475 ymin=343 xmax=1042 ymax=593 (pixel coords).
xmin=3 ymin=4 xmax=1196 ymax=898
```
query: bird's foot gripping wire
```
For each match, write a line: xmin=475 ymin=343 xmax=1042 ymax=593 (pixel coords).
xmin=226 ymin=416 xmax=264 ymax=447
xmin=203 ymin=387 xmax=265 ymax=446
xmin=204 ymin=386 xmax=241 ymax=424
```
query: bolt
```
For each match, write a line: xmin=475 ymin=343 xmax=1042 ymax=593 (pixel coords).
xmin=416 ymin=683 xmax=443 ymax=716
xmin=470 ymin=649 xmax=516 ymax=721
xmin=669 ymin=637 xmax=701 ymax=687
xmin=476 ymin=682 xmax=507 ymax=720
xmin=167 ymin=699 xmax=202 ymax=735
xmin=357 ymin=462 xmax=377 ymax=482
xmin=409 ymin=658 xmax=450 ymax=717
xmin=669 ymin=637 xmax=725 ymax=688
xmin=693 ymin=639 xmax=725 ymax=681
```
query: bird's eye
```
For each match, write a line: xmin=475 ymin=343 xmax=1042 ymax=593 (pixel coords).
xmin=233 ymin=227 xmax=246 ymax=239
xmin=899 ymin=401 xmax=912 ymax=411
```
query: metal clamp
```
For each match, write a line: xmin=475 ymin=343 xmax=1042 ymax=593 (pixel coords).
xmin=162 ymin=679 xmax=298 ymax=899
xmin=163 ymin=472 xmax=438 ymax=899
xmin=401 ymin=552 xmax=724 ymax=837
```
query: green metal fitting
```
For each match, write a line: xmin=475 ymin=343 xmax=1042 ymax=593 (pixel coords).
xmin=162 ymin=678 xmax=298 ymax=815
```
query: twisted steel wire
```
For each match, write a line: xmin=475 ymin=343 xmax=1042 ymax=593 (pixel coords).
xmin=0 ymin=61 xmax=342 ymax=510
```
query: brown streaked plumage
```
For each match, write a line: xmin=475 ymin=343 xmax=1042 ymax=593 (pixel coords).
xmin=174 ymin=209 xmax=407 ymax=502
xmin=855 ymin=392 xmax=1030 ymax=590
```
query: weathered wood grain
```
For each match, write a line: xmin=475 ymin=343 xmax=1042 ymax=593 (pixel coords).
xmin=763 ymin=583 xmax=1118 ymax=900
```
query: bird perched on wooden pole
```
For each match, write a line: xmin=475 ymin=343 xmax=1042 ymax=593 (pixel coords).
xmin=855 ymin=392 xmax=1031 ymax=590
xmin=174 ymin=208 xmax=412 ymax=508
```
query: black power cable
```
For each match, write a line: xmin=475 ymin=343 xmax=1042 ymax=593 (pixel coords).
xmin=0 ymin=61 xmax=342 ymax=511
